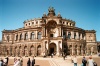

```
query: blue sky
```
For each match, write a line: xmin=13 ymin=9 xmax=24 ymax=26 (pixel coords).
xmin=0 ymin=0 xmax=100 ymax=41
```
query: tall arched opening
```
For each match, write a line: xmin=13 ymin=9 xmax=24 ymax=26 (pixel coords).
xmin=37 ymin=45 xmax=41 ymax=56
xmin=47 ymin=20 xmax=57 ymax=38
xmin=49 ymin=43 xmax=56 ymax=55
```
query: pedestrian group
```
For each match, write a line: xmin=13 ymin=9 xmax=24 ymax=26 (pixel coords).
xmin=71 ymin=55 xmax=97 ymax=66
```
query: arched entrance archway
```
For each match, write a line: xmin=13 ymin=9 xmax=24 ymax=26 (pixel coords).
xmin=19 ymin=46 xmax=22 ymax=56
xmin=37 ymin=45 xmax=41 ymax=56
xmin=24 ymin=46 xmax=27 ymax=56
xmin=30 ymin=46 xmax=34 ymax=56
xmin=75 ymin=45 xmax=77 ymax=55
xmin=47 ymin=20 xmax=57 ymax=38
xmin=49 ymin=43 xmax=56 ymax=55
xmin=15 ymin=47 xmax=17 ymax=56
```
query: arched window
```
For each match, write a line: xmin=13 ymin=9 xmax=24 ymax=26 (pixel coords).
xmin=16 ymin=35 xmax=18 ymax=41
xmin=82 ymin=33 xmax=85 ymax=39
xmin=36 ymin=21 xmax=38 ymax=24
xmin=70 ymin=23 xmax=71 ymax=26
xmin=68 ymin=32 xmax=71 ymax=39
xmin=32 ymin=22 xmax=34 ymax=24
xmin=79 ymin=33 xmax=80 ymax=39
xmin=74 ymin=32 xmax=76 ymax=39
xmin=37 ymin=32 xmax=41 ymax=40
xmin=20 ymin=33 xmax=23 ymax=40
xmin=31 ymin=32 xmax=34 ymax=40
xmin=3 ymin=34 xmax=5 ymax=40
xmin=63 ymin=32 xmax=66 ymax=40
xmin=37 ymin=45 xmax=41 ymax=56
xmin=25 ymin=33 xmax=28 ymax=40
xmin=7 ymin=36 xmax=9 ymax=42
xmin=50 ymin=34 xmax=53 ymax=37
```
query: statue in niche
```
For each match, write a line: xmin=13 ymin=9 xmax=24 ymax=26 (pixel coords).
xmin=91 ymin=47 xmax=94 ymax=54
xmin=50 ymin=28 xmax=57 ymax=33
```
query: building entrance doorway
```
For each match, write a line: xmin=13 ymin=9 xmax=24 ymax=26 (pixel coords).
xmin=49 ymin=43 xmax=56 ymax=55
xmin=50 ymin=48 xmax=54 ymax=54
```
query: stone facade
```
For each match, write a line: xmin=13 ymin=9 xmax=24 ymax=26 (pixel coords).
xmin=0 ymin=7 xmax=97 ymax=57
xmin=97 ymin=41 xmax=100 ymax=53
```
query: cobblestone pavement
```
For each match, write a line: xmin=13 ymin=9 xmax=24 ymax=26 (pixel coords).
xmin=0 ymin=55 xmax=100 ymax=66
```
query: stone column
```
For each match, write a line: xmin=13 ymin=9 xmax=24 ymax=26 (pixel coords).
xmin=67 ymin=31 xmax=68 ymax=37
xmin=81 ymin=46 xmax=83 ymax=55
xmin=84 ymin=35 xmax=86 ymax=40
xmin=21 ymin=49 xmax=23 ymax=56
xmin=86 ymin=45 xmax=88 ymax=55
xmin=27 ymin=46 xmax=29 ymax=56
xmin=11 ymin=46 xmax=13 ymax=56
xmin=24 ymin=46 xmax=28 ymax=57
xmin=84 ymin=47 xmax=87 ymax=55
xmin=80 ymin=33 xmax=82 ymax=40
xmin=46 ymin=42 xmax=48 ymax=50
xmin=19 ymin=49 xmax=21 ymax=56
xmin=41 ymin=42 xmax=45 ymax=56
xmin=76 ymin=32 xmax=79 ymax=40
xmin=79 ymin=46 xmax=81 ymax=55
xmin=28 ymin=32 xmax=31 ymax=41
xmin=59 ymin=27 xmax=61 ymax=36
xmin=44 ymin=27 xmax=46 ymax=37
xmin=58 ymin=42 xmax=60 ymax=56
xmin=14 ymin=34 xmax=16 ymax=41
xmin=13 ymin=46 xmax=15 ymax=56
xmin=72 ymin=44 xmax=74 ymax=55
xmin=71 ymin=31 xmax=74 ymax=39
xmin=18 ymin=33 xmax=20 ymax=42
xmin=35 ymin=31 xmax=38 ymax=39
xmin=21 ymin=46 xmax=24 ymax=56
xmin=42 ymin=27 xmax=44 ymax=37
xmin=17 ymin=48 xmax=19 ymax=56
xmin=35 ymin=43 xmax=37 ymax=56
xmin=22 ymin=32 xmax=25 ymax=41
xmin=33 ymin=47 xmax=35 ymax=56
xmin=58 ymin=28 xmax=60 ymax=36
xmin=77 ymin=46 xmax=79 ymax=55
xmin=25 ymin=49 xmax=26 ymax=56
xmin=56 ymin=41 xmax=60 ymax=56
xmin=70 ymin=48 xmax=72 ymax=55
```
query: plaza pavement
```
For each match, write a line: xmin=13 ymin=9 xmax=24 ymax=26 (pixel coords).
xmin=0 ymin=55 xmax=100 ymax=66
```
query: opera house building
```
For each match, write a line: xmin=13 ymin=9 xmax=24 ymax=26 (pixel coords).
xmin=0 ymin=7 xmax=97 ymax=57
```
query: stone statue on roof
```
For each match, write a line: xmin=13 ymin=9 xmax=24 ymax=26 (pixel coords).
xmin=48 ymin=6 xmax=55 ymax=12
xmin=48 ymin=6 xmax=55 ymax=16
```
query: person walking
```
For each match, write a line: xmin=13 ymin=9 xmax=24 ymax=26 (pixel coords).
xmin=14 ymin=58 xmax=21 ymax=66
xmin=14 ymin=58 xmax=17 ymax=65
xmin=20 ymin=57 xmax=23 ymax=66
xmin=27 ymin=58 xmax=31 ymax=66
xmin=63 ymin=53 xmax=66 ymax=60
xmin=82 ymin=56 xmax=87 ymax=66
xmin=73 ymin=55 xmax=78 ymax=66
xmin=71 ymin=55 xmax=73 ymax=63
xmin=88 ymin=56 xmax=94 ymax=66
xmin=3 ymin=58 xmax=7 ymax=66
xmin=0 ymin=58 xmax=3 ymax=66
xmin=32 ymin=57 xmax=35 ymax=66
xmin=5 ymin=56 xmax=9 ymax=66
